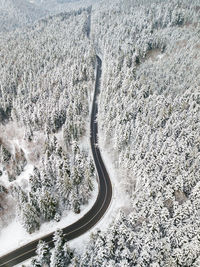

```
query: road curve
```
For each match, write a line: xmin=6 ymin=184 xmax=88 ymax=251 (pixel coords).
xmin=0 ymin=56 xmax=112 ymax=267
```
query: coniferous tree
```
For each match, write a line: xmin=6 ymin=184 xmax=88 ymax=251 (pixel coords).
xmin=51 ymin=229 xmax=73 ymax=267
xmin=31 ymin=240 xmax=51 ymax=267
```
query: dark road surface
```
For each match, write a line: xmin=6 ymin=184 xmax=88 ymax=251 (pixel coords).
xmin=0 ymin=56 xmax=112 ymax=267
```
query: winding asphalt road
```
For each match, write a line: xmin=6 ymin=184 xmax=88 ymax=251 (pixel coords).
xmin=0 ymin=55 xmax=112 ymax=267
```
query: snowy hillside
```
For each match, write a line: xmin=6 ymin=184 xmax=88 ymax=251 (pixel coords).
xmin=34 ymin=0 xmax=98 ymax=14
xmin=0 ymin=0 xmax=96 ymax=32
xmin=0 ymin=0 xmax=47 ymax=32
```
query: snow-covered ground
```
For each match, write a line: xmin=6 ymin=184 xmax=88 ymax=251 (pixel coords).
xmin=1 ymin=164 xmax=33 ymax=191
xmin=0 ymin=181 xmax=98 ymax=258
xmin=14 ymin=258 xmax=32 ymax=267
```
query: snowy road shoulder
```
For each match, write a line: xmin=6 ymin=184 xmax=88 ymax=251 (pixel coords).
xmin=94 ymin=136 xmax=130 ymax=230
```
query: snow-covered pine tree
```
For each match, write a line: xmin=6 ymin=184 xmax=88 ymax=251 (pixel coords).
xmin=51 ymin=229 xmax=73 ymax=267
xmin=31 ymin=240 xmax=51 ymax=267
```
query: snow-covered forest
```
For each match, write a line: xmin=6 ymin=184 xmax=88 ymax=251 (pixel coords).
xmin=0 ymin=8 xmax=96 ymax=234
xmin=0 ymin=0 xmax=200 ymax=266
xmin=79 ymin=0 xmax=200 ymax=266
xmin=0 ymin=0 xmax=95 ymax=33
xmin=0 ymin=0 xmax=47 ymax=32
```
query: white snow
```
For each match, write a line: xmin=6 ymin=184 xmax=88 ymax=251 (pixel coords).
xmin=0 ymin=169 xmax=9 ymax=187
xmin=14 ymin=258 xmax=32 ymax=267
xmin=0 ymin=220 xmax=28 ymax=257
xmin=0 ymin=182 xmax=98 ymax=258
xmin=0 ymin=164 xmax=33 ymax=192
xmin=14 ymin=164 xmax=33 ymax=190
xmin=157 ymin=53 xmax=164 ymax=59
